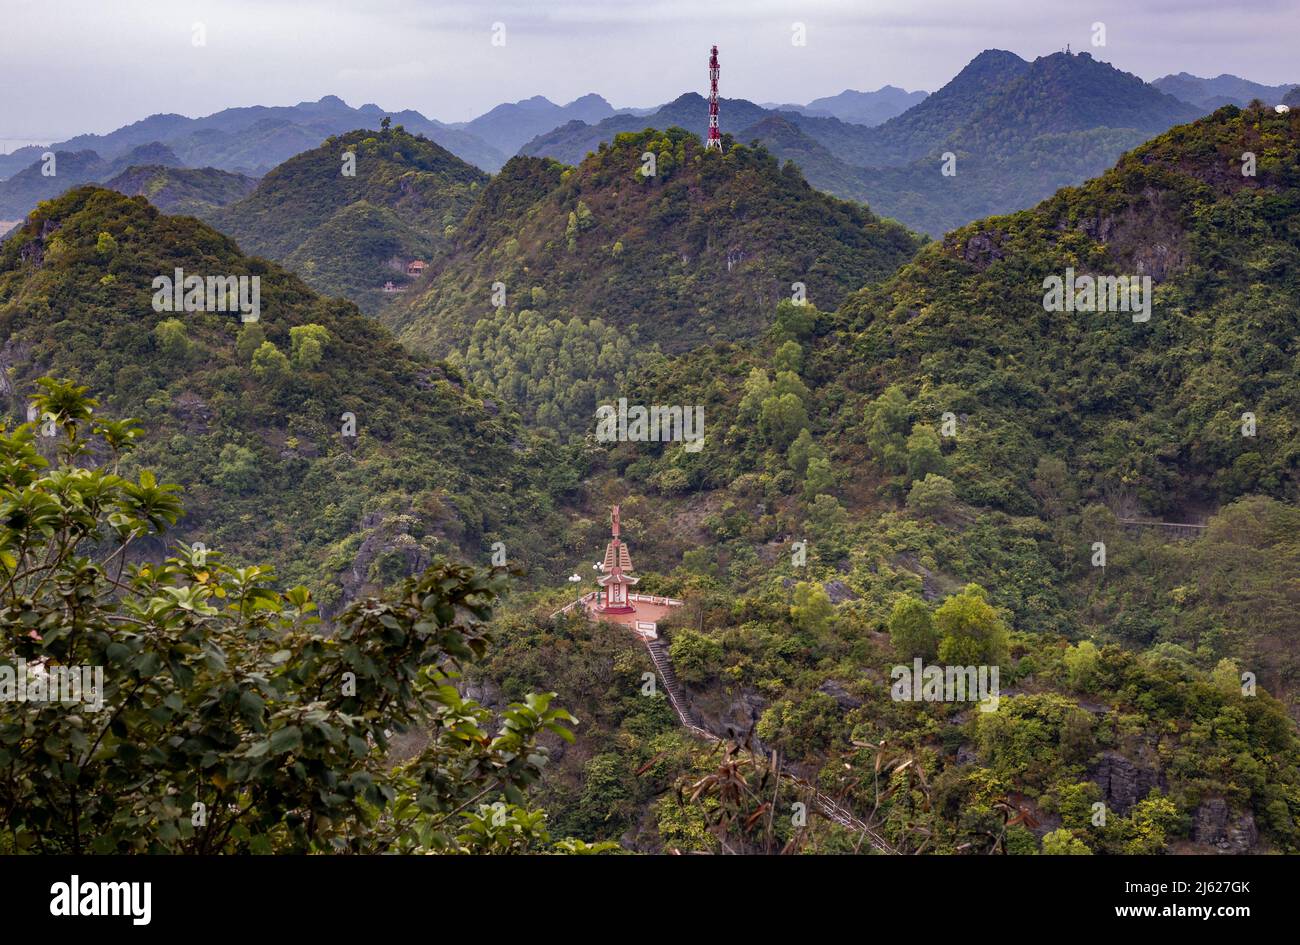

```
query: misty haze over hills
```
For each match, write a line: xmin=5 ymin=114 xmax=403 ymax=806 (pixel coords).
xmin=1 ymin=50 xmax=1294 ymax=237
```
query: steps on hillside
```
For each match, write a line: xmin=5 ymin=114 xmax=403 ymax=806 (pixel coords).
xmin=644 ymin=638 xmax=705 ymax=731
xmin=639 ymin=631 xmax=895 ymax=853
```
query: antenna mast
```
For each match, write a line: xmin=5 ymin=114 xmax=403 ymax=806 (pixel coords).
xmin=706 ymin=45 xmax=722 ymax=151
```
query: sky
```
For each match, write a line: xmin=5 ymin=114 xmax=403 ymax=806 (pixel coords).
xmin=2 ymin=0 xmax=1299 ymax=141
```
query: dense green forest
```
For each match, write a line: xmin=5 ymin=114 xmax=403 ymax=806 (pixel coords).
xmin=2 ymin=96 xmax=1297 ymax=856
xmin=104 ymin=164 xmax=258 ymax=217
xmin=471 ymin=103 xmax=1300 ymax=853
xmin=0 ymin=187 xmax=576 ymax=613
xmin=386 ymin=127 xmax=920 ymax=358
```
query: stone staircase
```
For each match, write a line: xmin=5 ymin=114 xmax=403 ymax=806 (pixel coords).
xmin=639 ymin=633 xmax=897 ymax=854
xmin=645 ymin=637 xmax=704 ymax=731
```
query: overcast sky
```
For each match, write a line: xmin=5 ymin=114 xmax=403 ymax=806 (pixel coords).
xmin=2 ymin=0 xmax=1298 ymax=140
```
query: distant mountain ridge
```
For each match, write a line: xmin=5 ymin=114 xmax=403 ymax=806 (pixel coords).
xmin=0 ymin=142 xmax=185 ymax=217
xmin=103 ymin=165 xmax=259 ymax=217
xmin=1153 ymin=72 xmax=1297 ymax=110
xmin=0 ymin=95 xmax=509 ymax=184
xmin=518 ymin=49 xmax=1202 ymax=236
xmin=2 ymin=56 xmax=1277 ymax=239
xmin=451 ymin=93 xmax=620 ymax=155
xmin=763 ymin=86 xmax=928 ymax=125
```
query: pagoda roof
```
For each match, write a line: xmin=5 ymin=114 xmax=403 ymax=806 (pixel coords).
xmin=602 ymin=539 xmax=633 ymax=573
xmin=598 ymin=572 xmax=639 ymax=586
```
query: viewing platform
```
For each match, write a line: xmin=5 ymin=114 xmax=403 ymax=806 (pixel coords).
xmin=550 ymin=505 xmax=683 ymax=638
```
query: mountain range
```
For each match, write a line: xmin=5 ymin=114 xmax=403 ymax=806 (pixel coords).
xmin=0 ymin=95 xmax=509 ymax=183
xmin=3 ymin=56 xmax=1299 ymax=853
xmin=383 ymin=126 xmax=919 ymax=362
xmin=3 ymin=54 xmax=1295 ymax=240
xmin=522 ymin=49 xmax=1207 ymax=236
xmin=1153 ymin=72 xmax=1297 ymax=110
xmin=764 ymin=86 xmax=930 ymax=125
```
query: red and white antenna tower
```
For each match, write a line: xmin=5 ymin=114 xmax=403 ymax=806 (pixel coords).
xmin=705 ymin=45 xmax=722 ymax=151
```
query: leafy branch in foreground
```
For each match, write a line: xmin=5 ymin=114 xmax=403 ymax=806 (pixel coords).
xmin=0 ymin=379 xmax=611 ymax=854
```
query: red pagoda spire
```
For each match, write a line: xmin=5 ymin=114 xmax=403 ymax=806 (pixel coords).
xmin=705 ymin=45 xmax=722 ymax=152
xmin=596 ymin=504 xmax=638 ymax=614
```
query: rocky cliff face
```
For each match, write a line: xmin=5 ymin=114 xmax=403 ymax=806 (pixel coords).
xmin=1091 ymin=751 xmax=1163 ymax=815
xmin=1190 ymin=798 xmax=1259 ymax=853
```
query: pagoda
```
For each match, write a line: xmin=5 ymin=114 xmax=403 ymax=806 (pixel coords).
xmin=595 ymin=504 xmax=639 ymax=614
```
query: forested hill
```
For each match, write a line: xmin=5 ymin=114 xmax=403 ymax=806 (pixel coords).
xmin=511 ymin=103 xmax=1300 ymax=853
xmin=104 ymin=164 xmax=259 ymax=217
xmin=834 ymin=102 xmax=1299 ymax=516
xmin=385 ymin=126 xmax=921 ymax=360
xmin=0 ymin=187 xmax=574 ymax=610
xmin=212 ymin=127 xmax=488 ymax=313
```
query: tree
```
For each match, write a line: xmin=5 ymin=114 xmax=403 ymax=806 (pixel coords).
xmin=1120 ymin=794 xmax=1183 ymax=855
xmin=153 ymin=318 xmax=190 ymax=361
xmin=760 ymin=393 xmax=808 ymax=448
xmin=235 ymin=321 xmax=265 ymax=364
xmin=737 ymin=368 xmax=772 ymax=423
xmin=771 ymin=340 xmax=803 ymax=374
xmin=0 ymin=384 xmax=601 ymax=854
xmin=888 ymin=596 xmax=938 ymax=660
xmin=1063 ymin=640 xmax=1101 ymax=691
xmin=803 ymin=456 xmax=834 ymax=500
xmin=905 ymin=423 xmax=945 ymax=482
xmin=251 ymin=340 xmax=290 ymax=381
xmin=669 ymin=629 xmax=724 ymax=685
xmin=772 ymin=299 xmax=815 ymax=342
xmin=289 ymin=323 xmax=331 ymax=371
xmin=863 ymin=385 xmax=910 ymax=474
xmin=786 ymin=428 xmax=818 ymax=476
xmin=806 ymin=493 xmax=848 ymax=539
xmin=214 ymin=443 xmax=261 ymax=494
xmin=906 ymin=473 xmax=957 ymax=517
xmin=934 ymin=584 xmax=1009 ymax=664
xmin=1029 ymin=455 xmax=1075 ymax=519
xmin=790 ymin=581 xmax=833 ymax=635
xmin=1210 ymin=657 xmax=1242 ymax=696
xmin=1041 ymin=828 xmax=1092 ymax=854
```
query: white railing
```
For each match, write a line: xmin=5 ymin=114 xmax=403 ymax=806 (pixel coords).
xmin=550 ymin=591 xmax=599 ymax=618
xmin=551 ymin=591 xmax=684 ymax=619
xmin=628 ymin=593 xmax=685 ymax=606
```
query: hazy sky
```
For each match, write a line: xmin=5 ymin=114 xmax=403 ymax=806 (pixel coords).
xmin=2 ymin=0 xmax=1298 ymax=140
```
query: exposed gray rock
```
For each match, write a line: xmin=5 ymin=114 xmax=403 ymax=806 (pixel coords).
xmin=817 ymin=679 xmax=862 ymax=711
xmin=823 ymin=579 xmax=858 ymax=604
xmin=1091 ymin=751 xmax=1161 ymax=815
xmin=1191 ymin=798 xmax=1258 ymax=853
xmin=692 ymin=686 xmax=767 ymax=749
